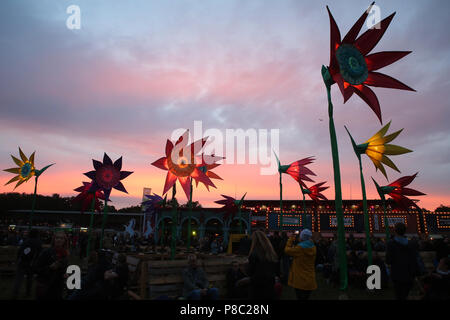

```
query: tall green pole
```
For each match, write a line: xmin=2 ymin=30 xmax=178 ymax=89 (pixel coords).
xmin=300 ymin=186 xmax=308 ymax=230
xmin=238 ymin=206 xmax=243 ymax=234
xmin=170 ymin=184 xmax=177 ymax=260
xmin=187 ymin=180 xmax=193 ymax=250
xmin=161 ymin=219 xmax=165 ymax=246
xmin=86 ymin=195 xmax=96 ymax=258
xmin=322 ymin=66 xmax=348 ymax=291
xmin=382 ymin=197 xmax=390 ymax=240
xmin=279 ymin=172 xmax=283 ymax=231
xmin=100 ymin=198 xmax=108 ymax=249
xmin=28 ymin=177 xmax=38 ymax=231
xmin=358 ymin=157 xmax=373 ymax=266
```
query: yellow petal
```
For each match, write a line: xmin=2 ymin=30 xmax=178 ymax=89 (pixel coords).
xmin=367 ymin=144 xmax=385 ymax=154
xmin=373 ymin=160 xmax=388 ymax=180
xmin=11 ymin=155 xmax=24 ymax=167
xmin=4 ymin=168 xmax=21 ymax=174
xmin=29 ymin=152 xmax=35 ymax=166
xmin=14 ymin=179 xmax=26 ymax=190
xmin=381 ymin=155 xmax=400 ymax=172
xmin=384 ymin=144 xmax=412 ymax=155
xmin=19 ymin=148 xmax=28 ymax=163
xmin=369 ymin=129 xmax=403 ymax=146
xmin=366 ymin=121 xmax=391 ymax=144
xmin=4 ymin=175 xmax=20 ymax=185
xmin=366 ymin=149 xmax=383 ymax=162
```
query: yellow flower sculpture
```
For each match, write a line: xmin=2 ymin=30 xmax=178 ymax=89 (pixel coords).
xmin=346 ymin=121 xmax=412 ymax=179
xmin=4 ymin=148 xmax=36 ymax=189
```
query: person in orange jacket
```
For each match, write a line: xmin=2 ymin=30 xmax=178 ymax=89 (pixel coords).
xmin=284 ymin=229 xmax=317 ymax=300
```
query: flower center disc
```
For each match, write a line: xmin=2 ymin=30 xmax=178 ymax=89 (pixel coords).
xmin=167 ymin=153 xmax=195 ymax=177
xmin=336 ymin=44 xmax=368 ymax=85
xmin=20 ymin=162 xmax=33 ymax=179
xmin=96 ymin=165 xmax=120 ymax=189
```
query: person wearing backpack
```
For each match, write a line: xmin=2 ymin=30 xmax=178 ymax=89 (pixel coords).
xmin=12 ymin=229 xmax=42 ymax=299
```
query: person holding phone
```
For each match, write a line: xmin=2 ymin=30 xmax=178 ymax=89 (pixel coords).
xmin=284 ymin=229 xmax=317 ymax=300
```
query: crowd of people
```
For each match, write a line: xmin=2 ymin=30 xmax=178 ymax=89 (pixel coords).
xmin=2 ymin=223 xmax=449 ymax=300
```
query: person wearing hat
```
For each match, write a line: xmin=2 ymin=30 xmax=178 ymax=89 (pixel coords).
xmin=284 ymin=229 xmax=317 ymax=300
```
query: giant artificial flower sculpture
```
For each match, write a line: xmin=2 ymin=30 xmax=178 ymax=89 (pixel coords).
xmin=215 ymin=193 xmax=247 ymax=234
xmin=4 ymin=147 xmax=54 ymax=229
xmin=327 ymin=2 xmax=415 ymax=123
xmin=345 ymin=121 xmax=412 ymax=265
xmin=73 ymin=182 xmax=106 ymax=213
xmin=373 ymin=173 xmax=425 ymax=238
xmin=303 ymin=182 xmax=329 ymax=203
xmin=300 ymin=181 xmax=329 ymax=230
xmin=142 ymin=193 xmax=166 ymax=243
xmin=373 ymin=173 xmax=425 ymax=211
xmin=301 ymin=181 xmax=329 ymax=232
xmin=152 ymin=131 xmax=214 ymax=258
xmin=274 ymin=153 xmax=315 ymax=230
xmin=4 ymin=148 xmax=35 ymax=189
xmin=84 ymin=152 xmax=133 ymax=251
xmin=322 ymin=3 xmax=415 ymax=291
xmin=151 ymin=130 xmax=215 ymax=200
xmin=84 ymin=153 xmax=133 ymax=201
xmin=346 ymin=121 xmax=412 ymax=179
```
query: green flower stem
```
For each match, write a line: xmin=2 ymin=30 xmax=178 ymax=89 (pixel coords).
xmin=161 ymin=218 xmax=165 ymax=247
xmin=29 ymin=177 xmax=38 ymax=230
xmin=100 ymin=198 xmax=109 ymax=249
xmin=300 ymin=187 xmax=307 ymax=230
xmin=382 ymin=197 xmax=390 ymax=240
xmin=170 ymin=184 xmax=177 ymax=260
xmin=238 ymin=205 xmax=243 ymax=234
xmin=86 ymin=195 xmax=96 ymax=258
xmin=323 ymin=66 xmax=348 ymax=291
xmin=358 ymin=156 xmax=373 ymax=266
xmin=279 ymin=172 xmax=283 ymax=231
xmin=187 ymin=180 xmax=193 ymax=250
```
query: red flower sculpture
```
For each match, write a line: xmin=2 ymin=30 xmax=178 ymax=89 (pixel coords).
xmin=84 ymin=153 xmax=133 ymax=200
xmin=73 ymin=182 xmax=106 ymax=213
xmin=151 ymin=131 xmax=215 ymax=200
xmin=304 ymin=182 xmax=329 ymax=203
xmin=327 ymin=2 xmax=415 ymax=123
xmin=277 ymin=156 xmax=316 ymax=188
xmin=215 ymin=194 xmax=243 ymax=221
xmin=373 ymin=173 xmax=425 ymax=210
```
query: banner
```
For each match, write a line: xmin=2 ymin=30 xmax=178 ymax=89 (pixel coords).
xmin=330 ymin=216 xmax=354 ymax=227
xmin=373 ymin=214 xmax=379 ymax=231
xmin=382 ymin=216 xmax=406 ymax=227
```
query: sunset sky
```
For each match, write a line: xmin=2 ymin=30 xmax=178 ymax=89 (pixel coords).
xmin=1 ymin=0 xmax=449 ymax=211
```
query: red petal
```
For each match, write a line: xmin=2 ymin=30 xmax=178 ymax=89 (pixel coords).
xmin=401 ymin=188 xmax=425 ymax=197
xmin=192 ymin=168 xmax=216 ymax=189
xmin=365 ymin=72 xmax=415 ymax=91
xmin=165 ymin=140 xmax=173 ymax=157
xmin=342 ymin=2 xmax=375 ymax=44
xmin=389 ymin=173 xmax=418 ymax=188
xmin=326 ymin=6 xmax=341 ymax=70
xmin=151 ymin=157 xmax=168 ymax=170
xmin=207 ymin=171 xmax=222 ymax=181
xmin=178 ymin=176 xmax=192 ymax=200
xmin=354 ymin=12 xmax=396 ymax=56
xmin=162 ymin=171 xmax=177 ymax=196
xmin=365 ymin=51 xmax=412 ymax=71
xmin=352 ymin=84 xmax=382 ymax=123
xmin=332 ymin=73 xmax=353 ymax=103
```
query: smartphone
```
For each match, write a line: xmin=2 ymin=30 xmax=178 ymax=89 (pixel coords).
xmin=294 ymin=231 xmax=299 ymax=235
